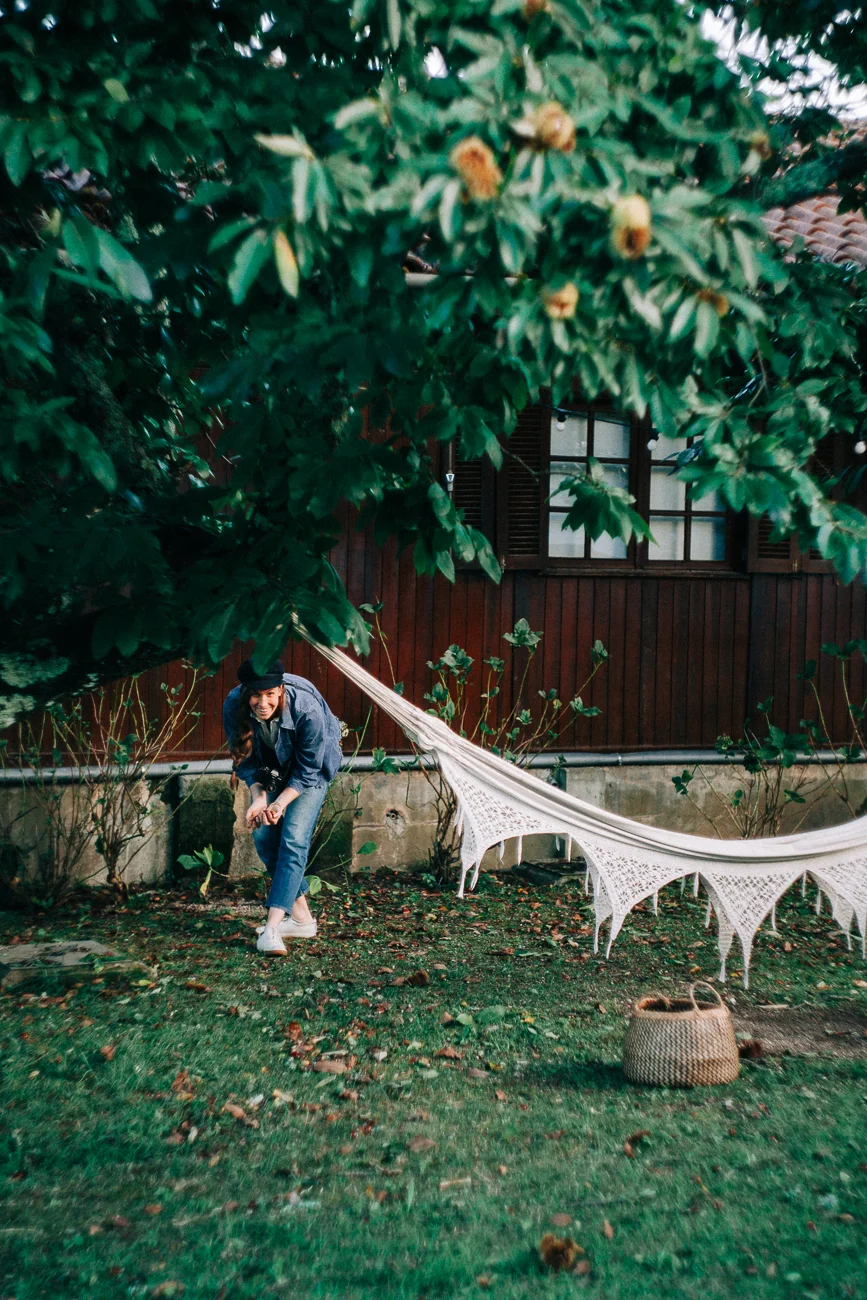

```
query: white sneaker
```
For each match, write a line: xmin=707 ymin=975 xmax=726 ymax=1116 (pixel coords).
xmin=256 ymin=917 xmax=317 ymax=939
xmin=256 ymin=926 xmax=288 ymax=956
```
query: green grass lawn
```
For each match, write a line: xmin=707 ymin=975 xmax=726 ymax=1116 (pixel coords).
xmin=1 ymin=871 xmax=866 ymax=1300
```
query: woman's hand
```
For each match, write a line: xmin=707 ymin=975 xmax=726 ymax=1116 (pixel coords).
xmin=246 ymin=792 xmax=269 ymax=828
xmin=263 ymin=795 xmax=288 ymax=825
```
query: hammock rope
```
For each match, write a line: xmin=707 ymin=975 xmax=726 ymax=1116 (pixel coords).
xmin=310 ymin=640 xmax=867 ymax=986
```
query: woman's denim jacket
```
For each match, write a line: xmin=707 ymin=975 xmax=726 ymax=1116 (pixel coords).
xmin=222 ymin=673 xmax=342 ymax=794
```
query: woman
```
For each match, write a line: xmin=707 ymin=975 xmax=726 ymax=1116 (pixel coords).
xmin=223 ymin=658 xmax=342 ymax=956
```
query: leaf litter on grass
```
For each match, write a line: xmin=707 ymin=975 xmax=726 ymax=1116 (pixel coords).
xmin=1 ymin=874 xmax=866 ymax=1298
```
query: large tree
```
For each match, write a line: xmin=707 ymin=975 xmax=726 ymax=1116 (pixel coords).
xmin=2 ymin=0 xmax=866 ymax=722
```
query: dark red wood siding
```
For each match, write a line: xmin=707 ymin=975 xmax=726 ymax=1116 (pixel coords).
xmin=133 ymin=524 xmax=867 ymax=760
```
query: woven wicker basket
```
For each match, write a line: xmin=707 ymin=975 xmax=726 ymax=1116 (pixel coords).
xmin=622 ymin=983 xmax=740 ymax=1087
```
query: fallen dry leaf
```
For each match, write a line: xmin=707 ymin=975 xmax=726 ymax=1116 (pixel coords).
xmin=151 ymin=1284 xmax=184 ymax=1299
xmin=143 ymin=1204 xmax=162 ymax=1216
xmin=312 ymin=1059 xmax=347 ymax=1075
xmin=495 ymin=1089 xmax=507 ymax=1103
xmin=603 ymin=1219 xmax=614 ymax=1240
xmin=405 ymin=970 xmax=430 ymax=987
xmin=738 ymin=1038 xmax=763 ymax=1060
xmin=539 ymin=1233 xmax=584 ymax=1273
xmin=99 ymin=1044 xmax=116 ymax=1061
xmin=221 ymin=1102 xmax=259 ymax=1128
xmin=439 ymin=1177 xmax=472 ymax=1190
xmin=339 ymin=1088 xmax=359 ymax=1102
xmin=170 ymin=1069 xmax=195 ymax=1102
xmin=435 ymin=1045 xmax=463 ymax=1060
xmin=476 ymin=1276 xmax=491 ymax=1289
xmin=285 ymin=1022 xmax=303 ymax=1042
xmin=550 ymin=1213 xmax=572 ymax=1228
xmin=623 ymin=1129 xmax=650 ymax=1158
xmin=370 ymin=1049 xmax=388 ymax=1063
xmin=575 ymin=1259 xmax=591 ymax=1276
xmin=467 ymin=1068 xmax=488 ymax=1080
xmin=184 ymin=980 xmax=210 ymax=993
xmin=440 ymin=1012 xmax=455 ymax=1025
xmin=407 ymin=1136 xmax=436 ymax=1153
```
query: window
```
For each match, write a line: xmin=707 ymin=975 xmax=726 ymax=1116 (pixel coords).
xmin=646 ymin=436 xmax=728 ymax=563
xmin=549 ymin=412 xmax=631 ymax=560
xmin=453 ymin=398 xmax=739 ymax=571
xmin=746 ymin=433 xmax=861 ymax=573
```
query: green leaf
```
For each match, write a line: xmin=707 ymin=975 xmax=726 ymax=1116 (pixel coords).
xmin=357 ymin=841 xmax=377 ymax=855
xmin=227 ymin=228 xmax=269 ymax=304
xmin=62 ymin=215 xmax=100 ymax=277
xmin=693 ymin=299 xmax=719 ymax=359
xmin=731 ymin=227 xmax=759 ymax=289
xmin=4 ymin=121 xmax=31 ymax=187
xmin=439 ymin=179 xmax=461 ymax=242
xmin=669 ymin=296 xmax=696 ymax=342
xmin=333 ymin=99 xmax=382 ymax=131
xmin=94 ymin=227 xmax=153 ymax=302
xmin=273 ymin=229 xmax=299 ymax=297
xmin=254 ymin=133 xmax=312 ymax=158
xmin=208 ymin=216 xmax=257 ymax=254
xmin=104 ymin=78 xmax=130 ymax=103
xmin=386 ymin=0 xmax=401 ymax=49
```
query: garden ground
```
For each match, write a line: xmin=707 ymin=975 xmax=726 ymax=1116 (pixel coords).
xmin=1 ymin=870 xmax=866 ymax=1300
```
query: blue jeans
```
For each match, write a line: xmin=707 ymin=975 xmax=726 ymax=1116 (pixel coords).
xmin=252 ymin=784 xmax=329 ymax=913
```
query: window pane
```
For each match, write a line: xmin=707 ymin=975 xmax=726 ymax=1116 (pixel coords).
xmin=551 ymin=414 xmax=588 ymax=458
xmin=650 ymin=467 xmax=686 ymax=511
xmin=599 ymin=463 xmax=629 ymax=494
xmin=590 ymin=532 xmax=628 ymax=559
xmin=593 ymin=417 xmax=630 ymax=460
xmin=690 ymin=517 xmax=727 ymax=561
xmin=548 ymin=513 xmax=585 ymax=558
xmin=691 ymin=487 xmax=725 ymax=512
xmin=651 ymin=435 xmax=689 ymax=459
xmin=549 ymin=463 xmax=583 ymax=507
xmin=648 ymin=515 xmax=685 ymax=560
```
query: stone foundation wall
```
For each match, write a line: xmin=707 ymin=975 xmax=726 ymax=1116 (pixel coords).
xmin=2 ymin=760 xmax=865 ymax=888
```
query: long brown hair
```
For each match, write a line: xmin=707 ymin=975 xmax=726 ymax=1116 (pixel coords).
xmin=230 ymin=684 xmax=285 ymax=765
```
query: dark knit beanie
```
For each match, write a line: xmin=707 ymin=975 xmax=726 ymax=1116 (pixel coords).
xmin=237 ymin=659 xmax=285 ymax=691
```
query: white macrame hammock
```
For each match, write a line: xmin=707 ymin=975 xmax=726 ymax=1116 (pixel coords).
xmin=311 ymin=642 xmax=867 ymax=987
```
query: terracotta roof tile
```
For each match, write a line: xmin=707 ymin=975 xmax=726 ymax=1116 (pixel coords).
xmin=763 ymin=195 xmax=867 ymax=269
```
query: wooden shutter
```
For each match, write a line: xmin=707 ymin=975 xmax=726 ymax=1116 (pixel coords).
xmin=453 ymin=452 xmax=495 ymax=541
xmin=747 ymin=515 xmax=798 ymax=572
xmin=497 ymin=403 xmax=549 ymax=568
xmin=748 ymin=435 xmax=847 ymax=573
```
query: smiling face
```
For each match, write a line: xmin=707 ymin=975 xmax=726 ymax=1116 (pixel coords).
xmin=249 ymin=687 xmax=281 ymax=722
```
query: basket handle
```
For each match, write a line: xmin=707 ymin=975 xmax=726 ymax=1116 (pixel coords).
xmin=689 ymin=981 xmax=723 ymax=1010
